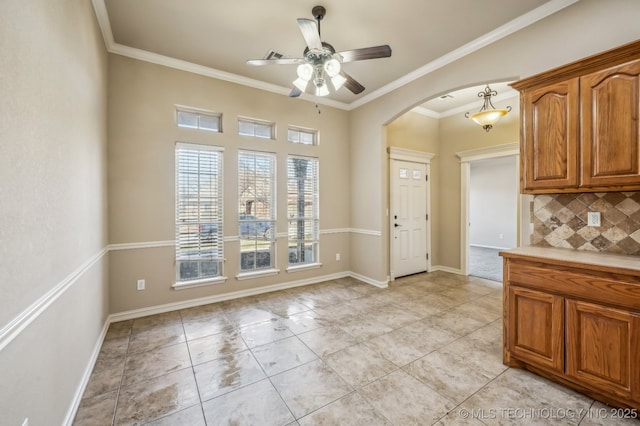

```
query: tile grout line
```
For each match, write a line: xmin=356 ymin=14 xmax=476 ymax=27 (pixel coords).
xmin=178 ymin=309 xmax=209 ymax=426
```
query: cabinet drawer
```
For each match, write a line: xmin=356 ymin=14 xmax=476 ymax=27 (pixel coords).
xmin=507 ymin=261 xmax=640 ymax=312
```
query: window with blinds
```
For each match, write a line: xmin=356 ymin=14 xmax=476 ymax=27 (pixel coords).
xmin=288 ymin=126 xmax=317 ymax=145
xmin=238 ymin=117 xmax=275 ymax=139
xmin=287 ymin=156 xmax=319 ymax=266
xmin=175 ymin=143 xmax=224 ymax=282
xmin=238 ymin=151 xmax=276 ymax=272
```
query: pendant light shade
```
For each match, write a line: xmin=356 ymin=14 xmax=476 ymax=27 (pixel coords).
xmin=465 ymin=85 xmax=511 ymax=132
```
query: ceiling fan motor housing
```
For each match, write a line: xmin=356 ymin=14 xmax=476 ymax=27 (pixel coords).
xmin=312 ymin=5 xmax=326 ymax=21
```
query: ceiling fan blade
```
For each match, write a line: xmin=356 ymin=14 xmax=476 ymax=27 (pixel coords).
xmin=338 ymin=45 xmax=392 ymax=63
xmin=247 ymin=58 xmax=303 ymax=66
xmin=340 ymin=71 xmax=365 ymax=94
xmin=297 ymin=18 xmax=323 ymax=50
xmin=289 ymin=87 xmax=302 ymax=98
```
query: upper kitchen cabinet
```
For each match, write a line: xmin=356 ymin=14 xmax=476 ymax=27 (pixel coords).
xmin=513 ymin=40 xmax=640 ymax=194
xmin=581 ymin=60 xmax=640 ymax=188
xmin=521 ymin=79 xmax=579 ymax=191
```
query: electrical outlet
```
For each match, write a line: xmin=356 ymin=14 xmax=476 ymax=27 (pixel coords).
xmin=137 ymin=279 xmax=145 ymax=291
xmin=499 ymin=233 xmax=504 ymax=239
xmin=587 ymin=212 xmax=601 ymax=227
xmin=335 ymin=253 xmax=341 ymax=261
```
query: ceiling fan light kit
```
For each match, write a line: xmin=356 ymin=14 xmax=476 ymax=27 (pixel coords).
xmin=465 ymin=85 xmax=512 ymax=132
xmin=246 ymin=5 xmax=392 ymax=98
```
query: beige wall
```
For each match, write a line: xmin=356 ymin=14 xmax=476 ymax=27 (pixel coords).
xmin=437 ymin=98 xmax=519 ymax=268
xmin=349 ymin=0 xmax=640 ymax=280
xmin=386 ymin=111 xmax=442 ymax=265
xmin=3 ymin=0 xmax=640 ymax=421
xmin=0 ymin=0 xmax=109 ymax=424
xmin=108 ymin=55 xmax=352 ymax=313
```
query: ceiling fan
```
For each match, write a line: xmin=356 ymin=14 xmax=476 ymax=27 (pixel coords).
xmin=246 ymin=5 xmax=392 ymax=98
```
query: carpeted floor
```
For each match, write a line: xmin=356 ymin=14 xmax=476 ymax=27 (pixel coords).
xmin=469 ymin=246 xmax=503 ymax=282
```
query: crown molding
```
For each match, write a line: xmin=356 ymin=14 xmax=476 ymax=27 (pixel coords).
xmin=91 ymin=0 xmax=578 ymax=111
xmin=348 ymin=0 xmax=579 ymax=110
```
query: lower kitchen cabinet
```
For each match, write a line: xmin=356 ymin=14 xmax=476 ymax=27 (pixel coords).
xmin=501 ymin=247 xmax=640 ymax=410
xmin=566 ymin=300 xmax=640 ymax=402
xmin=508 ymin=286 xmax=564 ymax=373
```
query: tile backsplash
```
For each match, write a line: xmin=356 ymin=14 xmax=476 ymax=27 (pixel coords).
xmin=531 ymin=192 xmax=640 ymax=255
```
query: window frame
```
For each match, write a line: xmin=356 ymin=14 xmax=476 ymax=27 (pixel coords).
xmin=286 ymin=155 xmax=320 ymax=271
xmin=176 ymin=107 xmax=222 ymax=133
xmin=238 ymin=116 xmax=276 ymax=140
xmin=287 ymin=126 xmax=318 ymax=146
xmin=173 ymin=142 xmax=226 ymax=289
xmin=237 ymin=150 xmax=278 ymax=278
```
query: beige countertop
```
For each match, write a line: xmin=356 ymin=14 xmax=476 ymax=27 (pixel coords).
xmin=499 ymin=245 xmax=640 ymax=273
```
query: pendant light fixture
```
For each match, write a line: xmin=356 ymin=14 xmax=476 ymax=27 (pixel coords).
xmin=465 ymin=85 xmax=512 ymax=132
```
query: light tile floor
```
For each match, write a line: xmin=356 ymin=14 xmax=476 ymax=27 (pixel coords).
xmin=73 ymin=272 xmax=639 ymax=425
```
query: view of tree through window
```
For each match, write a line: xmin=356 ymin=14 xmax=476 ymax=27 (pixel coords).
xmin=238 ymin=151 xmax=276 ymax=271
xmin=287 ymin=156 xmax=319 ymax=266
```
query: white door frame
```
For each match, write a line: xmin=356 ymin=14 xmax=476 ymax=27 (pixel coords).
xmin=389 ymin=147 xmax=436 ymax=280
xmin=455 ymin=142 xmax=519 ymax=276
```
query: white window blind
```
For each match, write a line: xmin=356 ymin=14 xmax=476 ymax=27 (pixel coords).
xmin=287 ymin=156 xmax=319 ymax=266
xmin=238 ymin=117 xmax=275 ymax=139
xmin=175 ymin=143 xmax=224 ymax=282
xmin=288 ymin=126 xmax=317 ymax=145
xmin=238 ymin=151 xmax=276 ymax=271
xmin=176 ymin=108 xmax=221 ymax=132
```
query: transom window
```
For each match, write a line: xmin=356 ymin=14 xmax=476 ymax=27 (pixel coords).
xmin=288 ymin=126 xmax=317 ymax=145
xmin=238 ymin=117 xmax=275 ymax=139
xmin=287 ymin=156 xmax=319 ymax=266
xmin=238 ymin=151 xmax=276 ymax=272
xmin=175 ymin=143 xmax=224 ymax=283
xmin=176 ymin=108 xmax=222 ymax=132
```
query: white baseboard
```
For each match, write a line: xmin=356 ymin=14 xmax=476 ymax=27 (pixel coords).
xmin=430 ymin=265 xmax=465 ymax=275
xmin=64 ymin=319 xmax=110 ymax=426
xmin=108 ymin=270 xmax=378 ymax=322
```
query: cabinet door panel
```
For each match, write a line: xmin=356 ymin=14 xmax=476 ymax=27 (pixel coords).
xmin=566 ymin=299 xmax=640 ymax=400
xmin=581 ymin=59 xmax=640 ymax=188
xmin=522 ymin=79 xmax=579 ymax=192
xmin=508 ymin=286 xmax=564 ymax=372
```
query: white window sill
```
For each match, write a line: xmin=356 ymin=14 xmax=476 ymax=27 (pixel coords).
xmin=235 ymin=268 xmax=280 ymax=281
xmin=172 ymin=276 xmax=227 ymax=290
xmin=286 ymin=262 xmax=322 ymax=273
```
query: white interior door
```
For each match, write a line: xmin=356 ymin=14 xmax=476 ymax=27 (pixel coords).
xmin=391 ymin=160 xmax=428 ymax=278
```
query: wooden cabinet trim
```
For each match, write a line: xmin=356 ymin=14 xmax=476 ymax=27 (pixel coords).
xmin=507 ymin=260 xmax=640 ymax=312
xmin=511 ymin=40 xmax=640 ymax=91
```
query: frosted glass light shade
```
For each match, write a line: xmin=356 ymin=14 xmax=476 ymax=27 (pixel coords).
xmin=293 ymin=77 xmax=309 ymax=92
xmin=331 ymin=74 xmax=347 ymax=90
xmin=315 ymin=83 xmax=330 ymax=97
xmin=468 ymin=109 xmax=508 ymax=126
xmin=296 ymin=63 xmax=314 ymax=81
xmin=324 ymin=58 xmax=341 ymax=77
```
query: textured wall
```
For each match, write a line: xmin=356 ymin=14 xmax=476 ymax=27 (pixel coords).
xmin=531 ymin=193 xmax=640 ymax=255
xmin=0 ymin=0 xmax=109 ymax=424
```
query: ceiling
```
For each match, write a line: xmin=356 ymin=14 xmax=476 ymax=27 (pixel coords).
xmin=95 ymin=0 xmax=577 ymax=110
